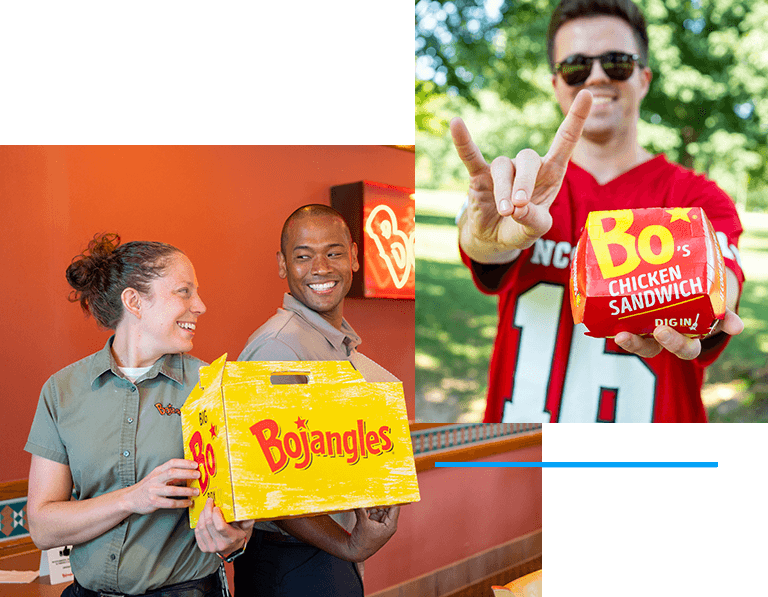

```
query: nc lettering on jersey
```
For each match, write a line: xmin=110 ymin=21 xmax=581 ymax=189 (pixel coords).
xmin=569 ymin=207 xmax=726 ymax=338
xmin=530 ymin=239 xmax=576 ymax=269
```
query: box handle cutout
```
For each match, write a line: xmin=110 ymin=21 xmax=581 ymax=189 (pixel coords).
xmin=270 ymin=373 xmax=310 ymax=385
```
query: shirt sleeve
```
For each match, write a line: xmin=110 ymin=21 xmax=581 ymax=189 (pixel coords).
xmin=349 ymin=352 xmax=400 ymax=382
xmin=679 ymin=173 xmax=745 ymax=367
xmin=238 ymin=338 xmax=301 ymax=362
xmin=681 ymin=171 xmax=745 ymax=289
xmin=24 ymin=376 xmax=69 ymax=465
xmin=459 ymin=245 xmax=532 ymax=295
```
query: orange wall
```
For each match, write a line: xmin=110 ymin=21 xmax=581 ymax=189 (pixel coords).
xmin=364 ymin=444 xmax=543 ymax=594
xmin=0 ymin=145 xmax=415 ymax=483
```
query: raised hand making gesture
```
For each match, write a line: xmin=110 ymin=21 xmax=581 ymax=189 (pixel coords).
xmin=452 ymin=89 xmax=593 ymax=264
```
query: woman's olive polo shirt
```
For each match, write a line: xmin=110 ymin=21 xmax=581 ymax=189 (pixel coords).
xmin=25 ymin=337 xmax=219 ymax=594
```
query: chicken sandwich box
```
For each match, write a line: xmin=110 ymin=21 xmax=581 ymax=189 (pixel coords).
xmin=570 ymin=207 xmax=726 ymax=338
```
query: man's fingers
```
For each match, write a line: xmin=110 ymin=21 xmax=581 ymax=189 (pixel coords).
xmin=653 ymin=326 xmax=700 ymax=360
xmin=210 ymin=505 xmax=231 ymax=534
xmin=510 ymin=149 xmax=542 ymax=208
xmin=500 ymin=203 xmax=553 ymax=248
xmin=615 ymin=331 xmax=663 ymax=359
xmin=195 ymin=499 xmax=237 ymax=552
xmin=195 ymin=504 xmax=212 ymax=547
xmin=233 ymin=519 xmax=256 ymax=533
xmin=489 ymin=155 xmax=553 ymax=239
xmin=616 ymin=327 xmax=701 ymax=360
xmin=490 ymin=156 xmax=516 ymax=215
xmin=546 ymin=89 xmax=593 ymax=170
xmin=385 ymin=505 xmax=400 ymax=526
xmin=720 ymin=308 xmax=744 ymax=336
xmin=450 ymin=117 xmax=489 ymax=177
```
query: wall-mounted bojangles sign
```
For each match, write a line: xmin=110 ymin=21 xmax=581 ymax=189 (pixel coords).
xmin=332 ymin=181 xmax=415 ymax=299
xmin=181 ymin=355 xmax=420 ymax=526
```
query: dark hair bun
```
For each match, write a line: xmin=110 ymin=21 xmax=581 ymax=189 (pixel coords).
xmin=65 ymin=233 xmax=181 ymax=329
xmin=66 ymin=233 xmax=121 ymax=297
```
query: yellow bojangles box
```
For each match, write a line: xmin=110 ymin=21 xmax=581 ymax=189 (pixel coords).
xmin=181 ymin=354 xmax=420 ymax=527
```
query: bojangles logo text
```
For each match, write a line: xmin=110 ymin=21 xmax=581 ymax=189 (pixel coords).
xmin=249 ymin=417 xmax=394 ymax=474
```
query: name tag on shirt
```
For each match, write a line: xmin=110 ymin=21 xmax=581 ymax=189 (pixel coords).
xmin=39 ymin=545 xmax=73 ymax=584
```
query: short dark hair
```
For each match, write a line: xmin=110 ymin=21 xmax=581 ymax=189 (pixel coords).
xmin=280 ymin=204 xmax=352 ymax=255
xmin=65 ymin=233 xmax=182 ymax=329
xmin=546 ymin=0 xmax=649 ymax=71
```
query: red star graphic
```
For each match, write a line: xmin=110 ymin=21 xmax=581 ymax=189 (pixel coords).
xmin=209 ymin=423 xmax=217 ymax=438
xmin=295 ymin=416 xmax=307 ymax=429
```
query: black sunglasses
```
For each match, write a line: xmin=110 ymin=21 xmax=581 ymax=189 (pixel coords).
xmin=554 ymin=51 xmax=643 ymax=86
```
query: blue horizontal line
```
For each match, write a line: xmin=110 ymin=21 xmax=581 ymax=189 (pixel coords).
xmin=434 ymin=462 xmax=718 ymax=468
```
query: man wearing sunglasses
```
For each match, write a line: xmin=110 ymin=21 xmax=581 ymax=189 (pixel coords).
xmin=451 ymin=0 xmax=744 ymax=423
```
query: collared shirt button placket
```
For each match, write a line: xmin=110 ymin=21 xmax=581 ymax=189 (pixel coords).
xmin=120 ymin=381 xmax=139 ymax=489
xmin=106 ymin=379 xmax=140 ymax=591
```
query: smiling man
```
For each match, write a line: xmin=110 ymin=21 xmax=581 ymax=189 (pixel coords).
xmin=234 ymin=204 xmax=400 ymax=597
xmin=276 ymin=203 xmax=358 ymax=332
xmin=451 ymin=0 xmax=745 ymax=423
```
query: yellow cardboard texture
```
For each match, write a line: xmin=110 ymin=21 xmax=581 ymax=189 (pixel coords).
xmin=181 ymin=354 xmax=235 ymax=527
xmin=181 ymin=356 xmax=420 ymax=527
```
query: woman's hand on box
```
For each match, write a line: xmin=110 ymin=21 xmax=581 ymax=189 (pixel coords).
xmin=124 ymin=458 xmax=201 ymax=515
xmin=194 ymin=498 xmax=255 ymax=555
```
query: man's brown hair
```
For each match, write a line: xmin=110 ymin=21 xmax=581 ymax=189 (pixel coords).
xmin=546 ymin=0 xmax=649 ymax=71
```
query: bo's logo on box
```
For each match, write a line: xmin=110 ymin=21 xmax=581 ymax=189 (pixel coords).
xmin=570 ymin=207 xmax=726 ymax=338
xmin=189 ymin=431 xmax=217 ymax=494
xmin=587 ymin=208 xmax=692 ymax=279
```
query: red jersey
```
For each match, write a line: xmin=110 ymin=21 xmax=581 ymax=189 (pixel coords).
xmin=462 ymin=156 xmax=744 ymax=423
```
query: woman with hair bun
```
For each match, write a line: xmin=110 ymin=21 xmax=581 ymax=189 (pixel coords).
xmin=24 ymin=233 xmax=253 ymax=597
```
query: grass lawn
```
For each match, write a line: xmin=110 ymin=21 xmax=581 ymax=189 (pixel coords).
xmin=415 ymin=190 xmax=768 ymax=422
